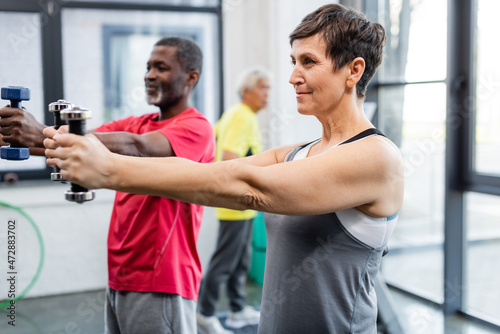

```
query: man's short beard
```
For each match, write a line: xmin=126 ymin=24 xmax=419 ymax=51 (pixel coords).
xmin=147 ymin=87 xmax=163 ymax=105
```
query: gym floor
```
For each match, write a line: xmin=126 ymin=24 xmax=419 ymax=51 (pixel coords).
xmin=0 ymin=279 xmax=499 ymax=334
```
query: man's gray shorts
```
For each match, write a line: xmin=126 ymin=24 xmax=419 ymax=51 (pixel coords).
xmin=105 ymin=287 xmax=196 ymax=334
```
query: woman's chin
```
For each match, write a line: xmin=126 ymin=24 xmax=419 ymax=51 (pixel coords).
xmin=297 ymin=108 xmax=312 ymax=116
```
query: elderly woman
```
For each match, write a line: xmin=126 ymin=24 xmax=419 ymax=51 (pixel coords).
xmin=44 ymin=4 xmax=403 ymax=333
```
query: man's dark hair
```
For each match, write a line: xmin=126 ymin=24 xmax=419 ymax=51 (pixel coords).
xmin=289 ymin=4 xmax=386 ymax=98
xmin=155 ymin=37 xmax=203 ymax=78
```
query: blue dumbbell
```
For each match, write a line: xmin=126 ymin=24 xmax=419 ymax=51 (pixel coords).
xmin=1 ymin=86 xmax=30 ymax=160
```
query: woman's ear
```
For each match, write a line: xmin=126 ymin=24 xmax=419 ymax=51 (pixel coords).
xmin=346 ymin=57 xmax=365 ymax=88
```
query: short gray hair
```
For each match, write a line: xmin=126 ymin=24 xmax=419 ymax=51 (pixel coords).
xmin=155 ymin=36 xmax=203 ymax=78
xmin=237 ymin=67 xmax=270 ymax=99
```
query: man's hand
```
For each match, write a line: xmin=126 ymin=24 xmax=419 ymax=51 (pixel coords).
xmin=0 ymin=106 xmax=46 ymax=148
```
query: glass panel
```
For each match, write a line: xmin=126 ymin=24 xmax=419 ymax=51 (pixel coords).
xmin=378 ymin=0 xmax=447 ymax=83
xmin=379 ymin=83 xmax=446 ymax=300
xmin=0 ymin=12 xmax=46 ymax=172
xmin=64 ymin=0 xmax=218 ymax=6
xmin=466 ymin=192 xmax=500 ymax=321
xmin=61 ymin=8 xmax=220 ymax=129
xmin=474 ymin=0 xmax=500 ymax=175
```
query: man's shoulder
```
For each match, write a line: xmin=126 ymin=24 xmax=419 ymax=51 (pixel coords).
xmin=123 ymin=112 xmax=157 ymax=120
xmin=175 ymin=108 xmax=212 ymax=130
xmin=229 ymin=103 xmax=253 ymax=115
xmin=95 ymin=113 xmax=154 ymax=132
xmin=223 ymin=104 xmax=254 ymax=123
xmin=113 ymin=112 xmax=157 ymax=126
xmin=178 ymin=107 xmax=203 ymax=117
xmin=173 ymin=108 xmax=210 ymax=123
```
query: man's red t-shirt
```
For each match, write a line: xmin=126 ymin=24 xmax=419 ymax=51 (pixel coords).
xmin=94 ymin=108 xmax=215 ymax=301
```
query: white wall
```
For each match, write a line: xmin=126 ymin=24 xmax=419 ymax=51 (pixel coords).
xmin=0 ymin=182 xmax=221 ymax=299
xmin=199 ymin=0 xmax=337 ymax=275
xmin=222 ymin=0 xmax=337 ymax=151
xmin=202 ymin=0 xmax=339 ymax=276
xmin=0 ymin=182 xmax=114 ymax=298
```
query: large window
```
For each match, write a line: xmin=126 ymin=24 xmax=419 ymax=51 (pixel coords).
xmin=61 ymin=8 xmax=220 ymax=129
xmin=373 ymin=0 xmax=447 ymax=302
xmin=64 ymin=0 xmax=218 ymax=5
xmin=474 ymin=1 xmax=500 ymax=176
xmin=0 ymin=11 xmax=46 ymax=174
xmin=370 ymin=0 xmax=500 ymax=329
xmin=466 ymin=0 xmax=500 ymax=324
xmin=381 ymin=83 xmax=446 ymax=300
xmin=466 ymin=192 xmax=500 ymax=320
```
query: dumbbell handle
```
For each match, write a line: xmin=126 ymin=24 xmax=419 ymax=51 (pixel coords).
xmin=52 ymin=120 xmax=65 ymax=181
xmin=67 ymin=120 xmax=93 ymax=202
xmin=69 ymin=120 xmax=90 ymax=194
xmin=61 ymin=105 xmax=95 ymax=203
xmin=54 ymin=116 xmax=64 ymax=130
xmin=4 ymin=97 xmax=26 ymax=149
xmin=9 ymin=100 xmax=22 ymax=109
xmin=68 ymin=120 xmax=86 ymax=136
xmin=70 ymin=183 xmax=88 ymax=194
xmin=49 ymin=99 xmax=71 ymax=181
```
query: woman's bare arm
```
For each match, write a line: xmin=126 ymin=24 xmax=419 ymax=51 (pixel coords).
xmin=44 ymin=129 xmax=403 ymax=217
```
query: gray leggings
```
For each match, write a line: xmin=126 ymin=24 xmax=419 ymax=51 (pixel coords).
xmin=104 ymin=287 xmax=196 ymax=334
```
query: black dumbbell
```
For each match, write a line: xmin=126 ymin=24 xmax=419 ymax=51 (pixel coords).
xmin=48 ymin=99 xmax=72 ymax=182
xmin=0 ymin=86 xmax=30 ymax=160
xmin=60 ymin=105 xmax=95 ymax=204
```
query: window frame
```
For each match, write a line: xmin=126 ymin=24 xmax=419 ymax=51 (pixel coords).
xmin=364 ymin=0 xmax=500 ymax=329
